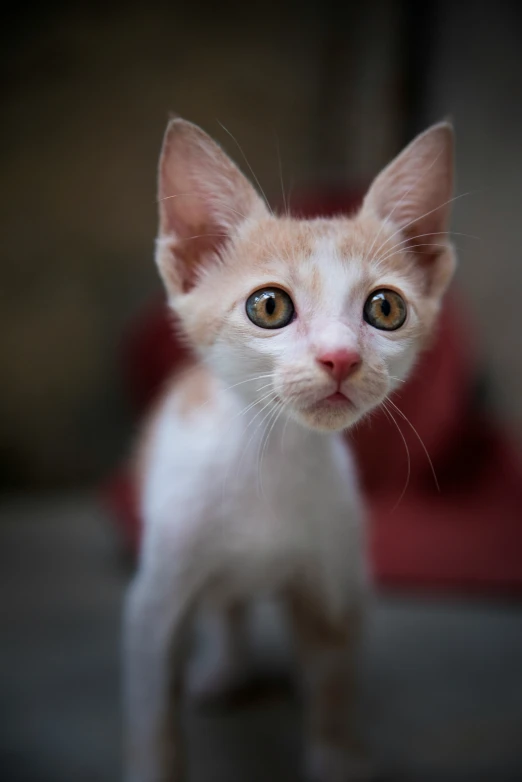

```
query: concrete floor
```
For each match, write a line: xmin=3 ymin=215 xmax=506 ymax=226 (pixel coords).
xmin=1 ymin=494 xmax=521 ymax=782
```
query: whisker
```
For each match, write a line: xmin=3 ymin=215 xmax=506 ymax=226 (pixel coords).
xmin=374 ymin=242 xmax=461 ymax=268
xmin=371 ymin=191 xmax=475 ymax=264
xmin=372 ymin=229 xmax=478 ymax=266
xmin=228 ymin=386 xmax=276 ymax=424
xmin=286 ymin=177 xmax=295 ymax=216
xmin=280 ymin=405 xmax=292 ymax=455
xmin=374 ymin=236 xmax=444 ymax=267
xmin=274 ymin=130 xmax=288 ymax=216
xmin=177 ymin=232 xmax=266 ymax=252
xmin=257 ymin=399 xmax=285 ymax=502
xmin=386 ymin=397 xmax=440 ymax=492
xmin=366 ymin=144 xmax=447 ymax=264
xmin=241 ymin=394 xmax=278 ymax=449
xmin=261 ymin=399 xmax=286 ymax=467
xmin=190 ymin=372 xmax=276 ymax=416
xmin=219 ymin=387 xmax=278 ymax=507
xmin=217 ymin=121 xmax=274 ymax=216
xmin=234 ymin=396 xmax=280 ymax=494
xmin=158 ymin=192 xmax=251 ymax=223
xmin=382 ymin=402 xmax=411 ymax=512
xmin=220 ymin=372 xmax=275 ymax=392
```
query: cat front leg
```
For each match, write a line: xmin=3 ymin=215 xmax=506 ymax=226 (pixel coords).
xmin=287 ymin=588 xmax=373 ymax=782
xmin=123 ymin=558 xmax=201 ymax=782
xmin=186 ymin=600 xmax=252 ymax=704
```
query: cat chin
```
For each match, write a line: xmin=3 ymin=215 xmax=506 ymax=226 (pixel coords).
xmin=291 ymin=404 xmax=361 ymax=433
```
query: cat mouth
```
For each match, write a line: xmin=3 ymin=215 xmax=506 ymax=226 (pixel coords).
xmin=277 ymin=390 xmax=357 ymax=422
xmin=324 ymin=391 xmax=352 ymax=404
xmin=294 ymin=390 xmax=359 ymax=431
xmin=309 ymin=391 xmax=355 ymax=411
xmin=280 ymin=389 xmax=359 ymax=431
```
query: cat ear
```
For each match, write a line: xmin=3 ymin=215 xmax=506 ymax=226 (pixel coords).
xmin=156 ymin=118 xmax=268 ymax=295
xmin=362 ymin=122 xmax=456 ymax=296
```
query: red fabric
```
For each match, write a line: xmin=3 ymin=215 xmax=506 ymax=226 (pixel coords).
xmin=102 ymin=190 xmax=522 ymax=597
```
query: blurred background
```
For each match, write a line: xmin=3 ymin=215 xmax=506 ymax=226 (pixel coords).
xmin=2 ymin=0 xmax=522 ymax=488
xmin=1 ymin=1 xmax=522 ymax=781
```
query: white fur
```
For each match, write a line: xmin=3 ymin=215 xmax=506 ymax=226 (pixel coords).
xmin=124 ymin=375 xmax=367 ymax=782
xmin=142 ymin=381 xmax=366 ymax=611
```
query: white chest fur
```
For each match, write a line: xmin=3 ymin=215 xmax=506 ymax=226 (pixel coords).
xmin=140 ymin=384 xmax=367 ymax=615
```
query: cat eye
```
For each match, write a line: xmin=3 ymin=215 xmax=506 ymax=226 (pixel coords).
xmin=246 ymin=287 xmax=295 ymax=329
xmin=364 ymin=289 xmax=407 ymax=331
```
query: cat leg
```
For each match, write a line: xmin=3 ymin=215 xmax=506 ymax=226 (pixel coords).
xmin=123 ymin=559 xmax=202 ymax=782
xmin=287 ymin=589 xmax=373 ymax=782
xmin=186 ymin=600 xmax=252 ymax=704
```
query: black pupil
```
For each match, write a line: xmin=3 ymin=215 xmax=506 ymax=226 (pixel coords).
xmin=265 ymin=295 xmax=276 ymax=316
xmin=379 ymin=297 xmax=391 ymax=317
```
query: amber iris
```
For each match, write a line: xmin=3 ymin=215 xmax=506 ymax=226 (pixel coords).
xmin=246 ymin=288 xmax=295 ymax=329
xmin=364 ymin=289 xmax=407 ymax=331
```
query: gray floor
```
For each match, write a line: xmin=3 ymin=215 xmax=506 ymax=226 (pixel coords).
xmin=1 ymin=494 xmax=522 ymax=782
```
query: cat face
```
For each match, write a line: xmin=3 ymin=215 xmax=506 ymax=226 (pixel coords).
xmin=156 ymin=119 xmax=456 ymax=432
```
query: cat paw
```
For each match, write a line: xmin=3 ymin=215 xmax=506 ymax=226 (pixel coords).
xmin=306 ymin=744 xmax=375 ymax=782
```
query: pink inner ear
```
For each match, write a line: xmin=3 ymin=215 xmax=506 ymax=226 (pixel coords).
xmin=363 ymin=123 xmax=454 ymax=255
xmin=166 ymin=228 xmax=227 ymax=294
xmin=158 ymin=183 xmax=233 ymax=292
xmin=156 ymin=119 xmax=267 ymax=295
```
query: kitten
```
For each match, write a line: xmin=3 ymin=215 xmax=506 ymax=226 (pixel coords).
xmin=123 ymin=118 xmax=456 ymax=782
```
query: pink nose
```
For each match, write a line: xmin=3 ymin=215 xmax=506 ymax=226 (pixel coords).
xmin=317 ymin=348 xmax=361 ymax=383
